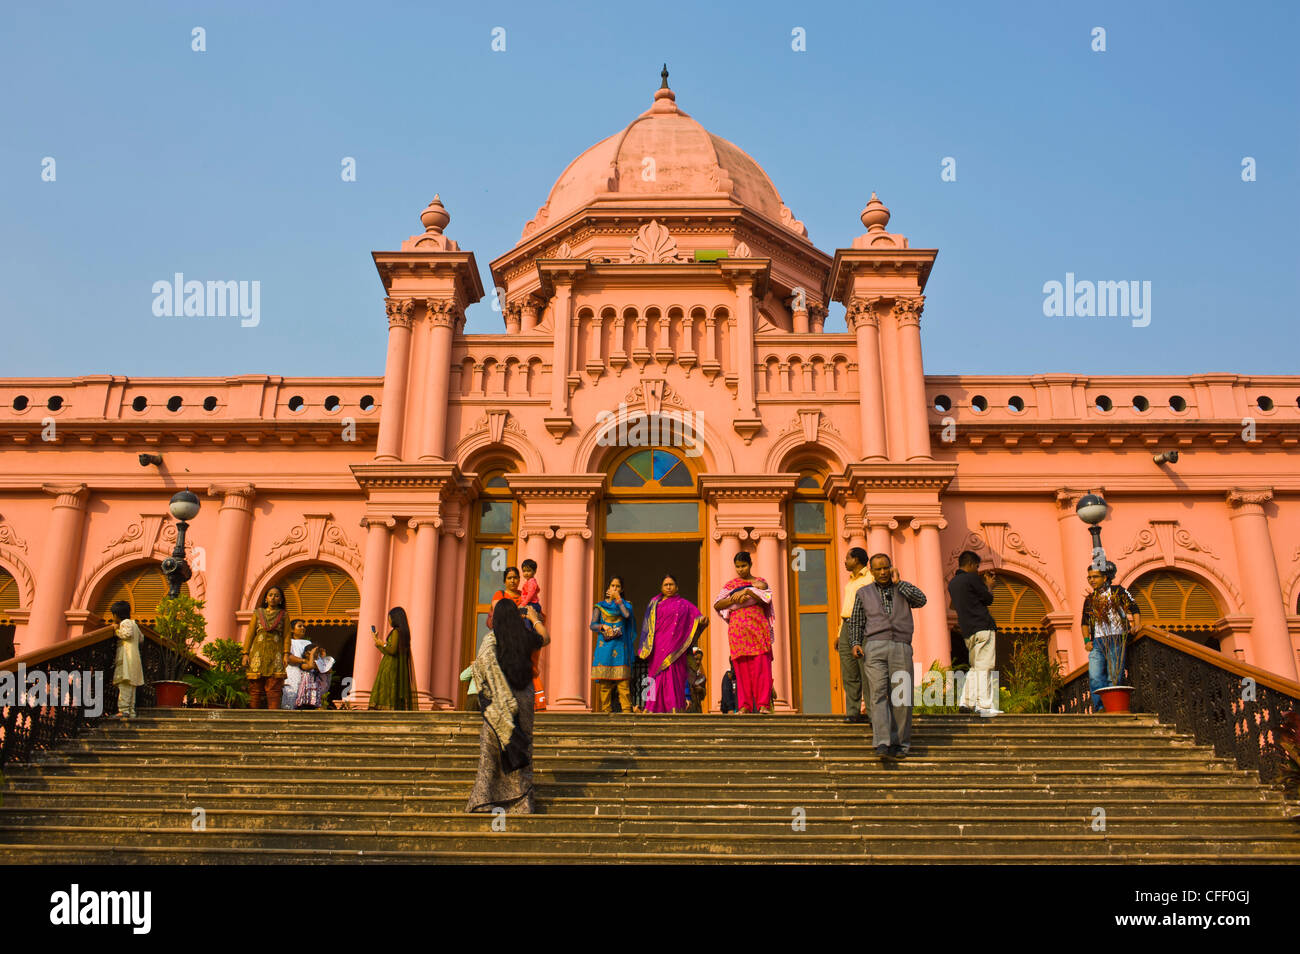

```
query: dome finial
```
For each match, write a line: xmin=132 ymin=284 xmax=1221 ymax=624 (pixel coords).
xmin=420 ymin=194 xmax=450 ymax=233
xmin=652 ymin=63 xmax=677 ymax=110
xmin=860 ymin=191 xmax=890 ymax=232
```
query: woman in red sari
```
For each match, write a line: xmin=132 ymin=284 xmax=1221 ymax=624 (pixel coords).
xmin=637 ymin=574 xmax=707 ymax=714
xmin=713 ymin=551 xmax=775 ymax=714
xmin=492 ymin=566 xmax=547 ymax=710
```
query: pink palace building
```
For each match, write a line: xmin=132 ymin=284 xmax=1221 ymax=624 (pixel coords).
xmin=2 ymin=77 xmax=1298 ymax=711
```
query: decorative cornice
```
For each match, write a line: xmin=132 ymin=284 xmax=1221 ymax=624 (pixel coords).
xmin=698 ymin=473 xmax=799 ymax=501
xmin=842 ymin=461 xmax=956 ymax=494
xmin=349 ymin=461 xmax=464 ymax=492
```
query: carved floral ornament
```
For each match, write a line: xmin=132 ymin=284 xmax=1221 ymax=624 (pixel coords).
xmin=469 ymin=409 xmax=527 ymax=444
xmin=628 ymin=220 xmax=692 ymax=265
xmin=623 ymin=379 xmax=689 ymax=414
xmin=266 ymin=514 xmax=362 ymax=564
xmin=0 ymin=520 xmax=28 ymax=552
xmin=945 ymin=524 xmax=1063 ymax=602
xmin=776 ymin=410 xmax=844 ymax=444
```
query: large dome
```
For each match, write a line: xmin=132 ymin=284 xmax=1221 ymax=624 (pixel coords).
xmin=520 ymin=74 xmax=807 ymax=241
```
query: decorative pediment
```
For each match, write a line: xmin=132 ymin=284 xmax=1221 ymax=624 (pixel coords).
xmin=622 ymin=380 xmax=689 ymax=412
xmin=776 ymin=410 xmax=843 ymax=444
xmin=103 ymin=514 xmax=169 ymax=557
xmin=468 ymin=409 xmax=525 ymax=445
xmin=267 ymin=514 xmax=361 ymax=566
xmin=1121 ymin=519 xmax=1216 ymax=565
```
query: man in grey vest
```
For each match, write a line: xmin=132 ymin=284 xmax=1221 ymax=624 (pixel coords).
xmin=847 ymin=553 xmax=928 ymax=760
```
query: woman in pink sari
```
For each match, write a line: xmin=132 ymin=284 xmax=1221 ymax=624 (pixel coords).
xmin=637 ymin=574 xmax=707 ymax=714
xmin=713 ymin=551 xmax=775 ymax=714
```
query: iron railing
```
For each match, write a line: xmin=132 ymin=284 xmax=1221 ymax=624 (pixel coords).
xmin=0 ymin=623 xmax=204 ymax=768
xmin=1057 ymin=625 xmax=1300 ymax=784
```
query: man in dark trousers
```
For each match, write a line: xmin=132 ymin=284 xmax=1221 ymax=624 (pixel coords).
xmin=948 ymin=550 xmax=1001 ymax=717
xmin=846 ymin=553 xmax=928 ymax=760
xmin=837 ymin=547 xmax=871 ymax=723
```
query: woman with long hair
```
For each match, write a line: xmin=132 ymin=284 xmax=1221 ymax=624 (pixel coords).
xmin=368 ymin=606 xmax=417 ymax=710
xmin=713 ymin=551 xmax=776 ymax=714
xmin=590 ymin=575 xmax=636 ymax=713
xmin=242 ymin=586 xmax=290 ymax=709
xmin=467 ymin=597 xmax=549 ymax=813
xmin=637 ymin=573 xmax=707 ymax=714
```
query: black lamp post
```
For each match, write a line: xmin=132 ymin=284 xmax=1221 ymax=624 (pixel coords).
xmin=1075 ymin=492 xmax=1110 ymax=572
xmin=161 ymin=489 xmax=201 ymax=599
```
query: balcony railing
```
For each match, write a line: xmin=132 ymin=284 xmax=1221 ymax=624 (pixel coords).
xmin=0 ymin=622 xmax=205 ymax=768
xmin=1057 ymin=625 xmax=1300 ymax=784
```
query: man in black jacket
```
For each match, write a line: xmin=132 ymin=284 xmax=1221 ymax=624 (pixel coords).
xmin=948 ymin=550 xmax=1000 ymax=716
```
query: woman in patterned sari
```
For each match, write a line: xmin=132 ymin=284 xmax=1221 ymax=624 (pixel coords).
xmin=637 ymin=574 xmax=707 ymax=714
xmin=713 ymin=551 xmax=775 ymax=713
xmin=242 ymin=586 xmax=290 ymax=709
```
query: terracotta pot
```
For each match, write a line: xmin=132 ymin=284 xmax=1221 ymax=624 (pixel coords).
xmin=1096 ymin=685 xmax=1134 ymax=713
xmin=152 ymin=680 xmax=189 ymax=708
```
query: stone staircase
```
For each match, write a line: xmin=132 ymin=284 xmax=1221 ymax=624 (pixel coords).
xmin=1 ymin=710 xmax=1297 ymax=863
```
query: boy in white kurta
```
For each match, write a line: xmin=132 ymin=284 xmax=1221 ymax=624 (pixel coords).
xmin=110 ymin=600 xmax=144 ymax=718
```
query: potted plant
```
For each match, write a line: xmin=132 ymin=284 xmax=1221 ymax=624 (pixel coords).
xmin=1093 ymin=635 xmax=1133 ymax=713
xmin=182 ymin=638 xmax=250 ymax=708
xmin=151 ymin=594 xmax=209 ymax=707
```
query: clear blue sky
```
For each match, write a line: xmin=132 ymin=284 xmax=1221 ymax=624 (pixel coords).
xmin=2 ymin=0 xmax=1296 ymax=378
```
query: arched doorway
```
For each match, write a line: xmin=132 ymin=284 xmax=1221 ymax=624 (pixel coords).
xmin=90 ymin=563 xmax=190 ymax=627
xmin=1130 ymin=569 xmax=1224 ymax=649
xmin=265 ymin=564 xmax=361 ymax=701
xmin=460 ymin=465 xmax=520 ymax=702
xmin=786 ymin=466 xmax=838 ymax=713
xmin=988 ymin=574 xmax=1051 ymax=677
xmin=599 ymin=448 xmax=704 ymax=710
xmin=0 ymin=567 xmax=18 ymax=661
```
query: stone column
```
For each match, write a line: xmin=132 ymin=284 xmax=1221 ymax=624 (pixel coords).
xmin=549 ymin=281 xmax=573 ymax=417
xmin=707 ymin=529 xmax=742 ymax=711
xmin=1226 ymin=489 xmax=1296 ymax=679
xmin=352 ymin=516 xmax=394 ymax=707
xmin=755 ymin=529 xmax=794 ymax=711
xmin=520 ymin=296 xmax=540 ymax=333
xmin=408 ymin=516 xmax=442 ymax=708
xmin=418 ymin=300 xmax=459 ymax=460
xmin=866 ymin=516 xmax=897 ymax=562
xmin=848 ymin=298 xmax=888 ymax=460
xmin=893 ymin=296 xmax=932 ymax=462
xmin=29 ymin=484 xmax=89 ymax=651
xmin=733 ymin=280 xmax=758 ymax=419
xmin=375 ymin=298 xmax=414 ymax=461
xmin=431 ymin=518 xmax=466 ymax=708
xmin=808 ymin=302 xmax=827 ymax=334
xmin=1054 ymin=489 xmax=1093 ymax=669
xmin=550 ymin=526 xmax=592 ymax=710
xmin=204 ymin=484 xmax=256 ymax=643
xmin=404 ymin=308 xmax=433 ymax=465
xmin=910 ymin=516 xmax=951 ymax=669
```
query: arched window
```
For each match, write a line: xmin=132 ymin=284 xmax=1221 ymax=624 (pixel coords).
xmin=269 ymin=564 xmax=360 ymax=626
xmin=0 ymin=567 xmax=18 ymax=661
xmin=989 ymin=576 xmax=1049 ymax=633
xmin=91 ymin=563 xmax=189 ymax=627
xmin=604 ymin=449 xmax=699 ymax=535
xmin=1130 ymin=569 xmax=1223 ymax=644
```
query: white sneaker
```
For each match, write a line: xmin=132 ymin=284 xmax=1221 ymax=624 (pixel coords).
xmin=977 ymin=707 xmax=1002 ymax=718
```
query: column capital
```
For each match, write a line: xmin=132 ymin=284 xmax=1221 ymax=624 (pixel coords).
xmin=425 ymin=298 xmax=462 ymax=329
xmin=750 ymin=527 xmax=787 ymax=541
xmin=891 ymin=295 xmax=925 ymax=327
xmin=360 ymin=515 xmax=398 ymax=531
xmin=1054 ymin=487 xmax=1098 ymax=516
xmin=1226 ymin=488 xmax=1273 ymax=513
xmin=208 ymin=483 xmax=256 ymax=511
xmin=865 ymin=516 xmax=900 ymax=531
xmin=555 ymin=526 xmax=592 ymax=540
xmin=846 ymin=296 xmax=885 ymax=331
xmin=385 ymin=297 xmax=416 ymax=329
xmin=520 ymin=526 xmax=557 ymax=540
xmin=909 ymin=516 xmax=948 ymax=532
xmin=41 ymin=483 xmax=89 ymax=509
xmin=407 ymin=516 xmax=443 ymax=530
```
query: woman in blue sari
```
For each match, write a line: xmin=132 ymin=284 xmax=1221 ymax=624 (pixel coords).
xmin=637 ymin=573 xmax=707 ymax=714
xmin=590 ymin=575 xmax=636 ymax=712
